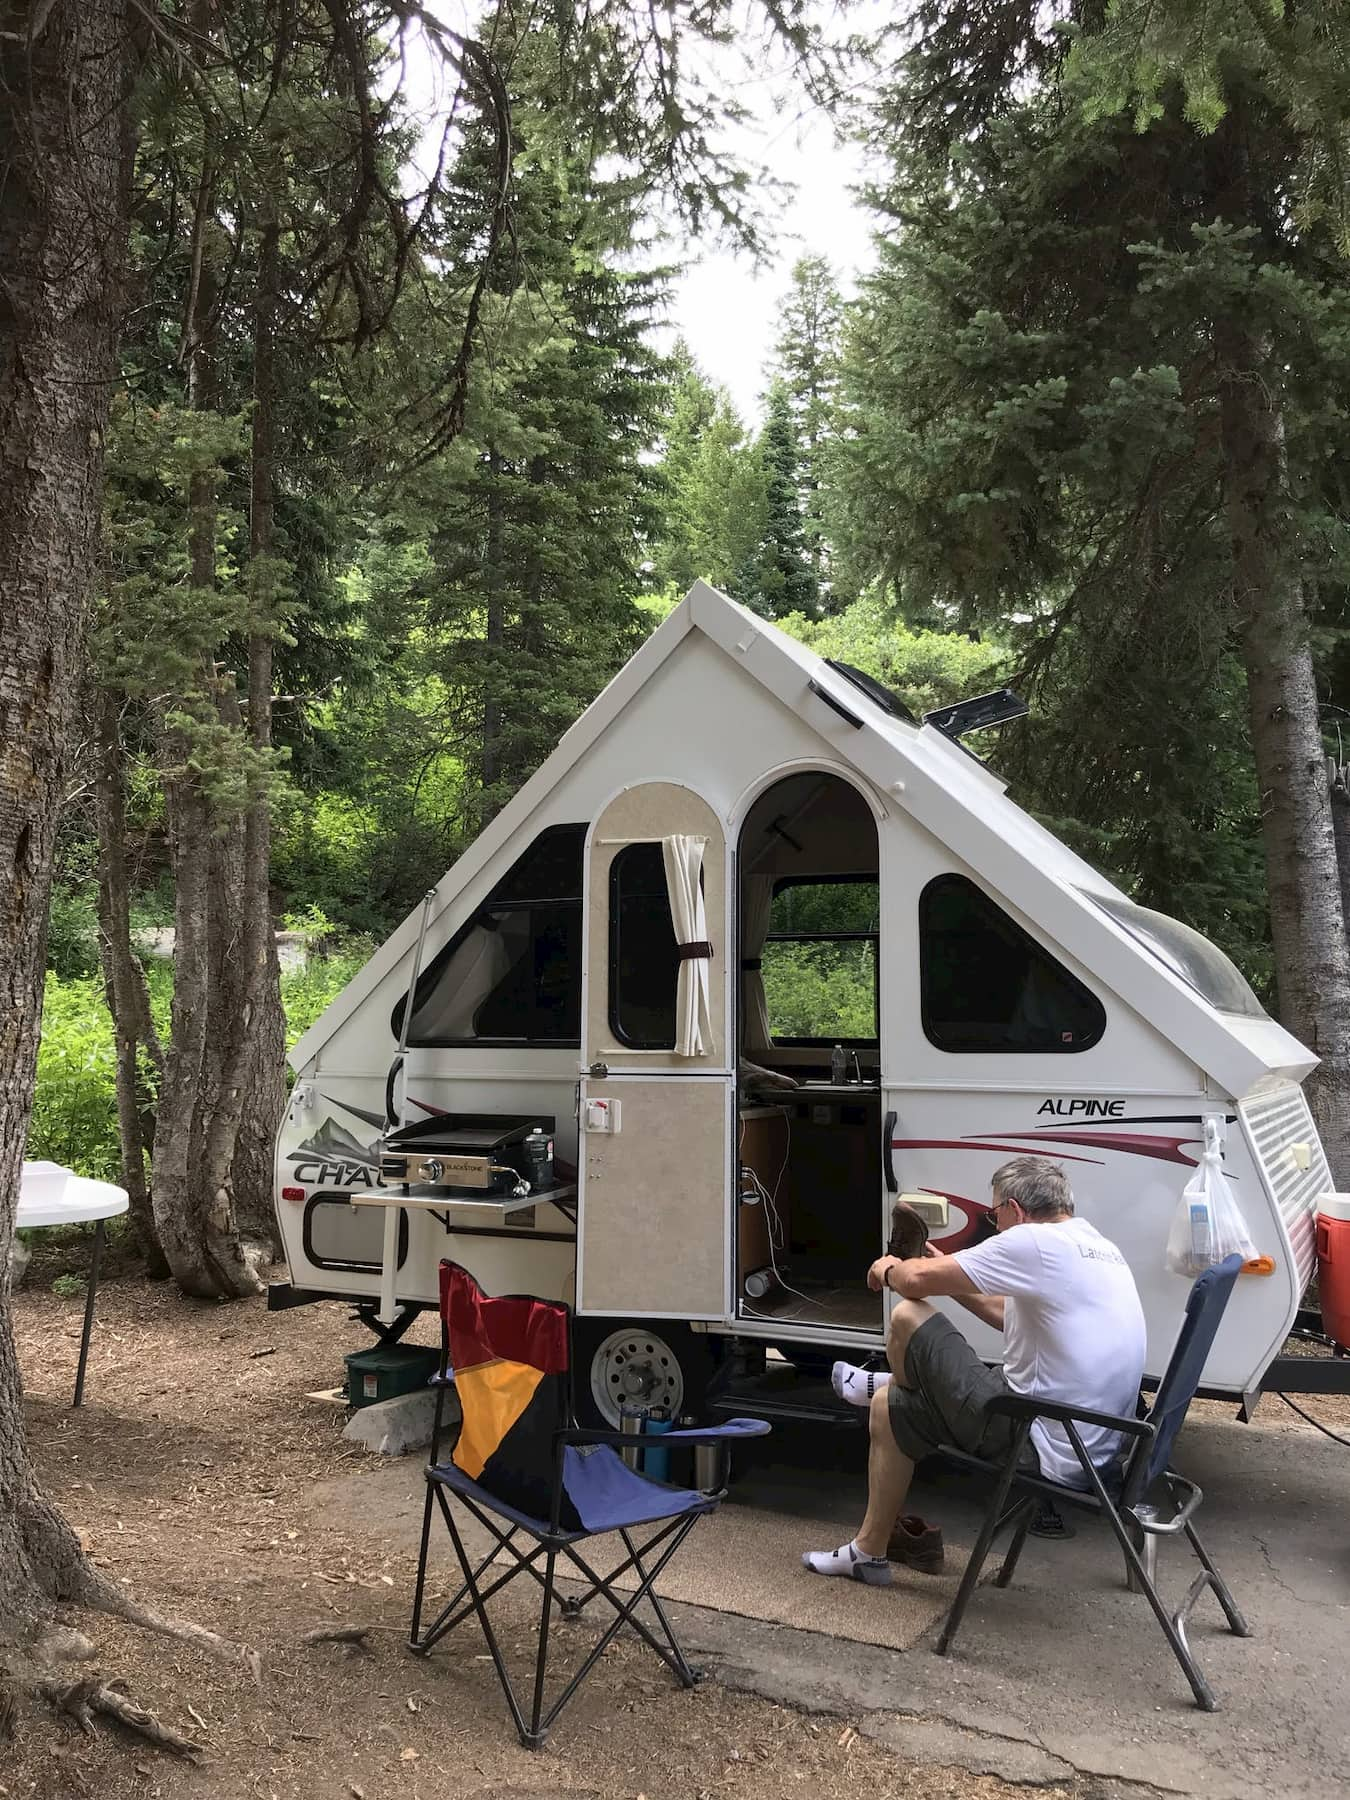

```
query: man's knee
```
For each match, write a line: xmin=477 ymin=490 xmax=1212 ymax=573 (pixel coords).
xmin=886 ymin=1297 xmax=931 ymax=1351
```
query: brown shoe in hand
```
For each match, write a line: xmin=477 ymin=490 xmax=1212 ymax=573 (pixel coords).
xmin=887 ymin=1513 xmax=945 ymax=1574
xmin=888 ymin=1200 xmax=929 ymax=1263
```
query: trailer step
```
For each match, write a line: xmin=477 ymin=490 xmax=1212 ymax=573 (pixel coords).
xmin=707 ymin=1372 xmax=865 ymax=1428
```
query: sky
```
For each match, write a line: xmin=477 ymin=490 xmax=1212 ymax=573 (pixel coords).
xmin=399 ymin=4 xmax=883 ymax=427
xmin=666 ymin=102 xmax=879 ymax=423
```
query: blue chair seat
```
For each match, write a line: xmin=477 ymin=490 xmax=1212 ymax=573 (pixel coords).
xmin=430 ymin=1447 xmax=717 ymax=1541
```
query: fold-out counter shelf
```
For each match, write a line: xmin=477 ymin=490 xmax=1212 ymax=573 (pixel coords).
xmin=350 ymin=1185 xmax=578 ymax=1324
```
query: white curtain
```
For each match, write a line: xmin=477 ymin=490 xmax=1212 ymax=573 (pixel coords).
xmin=662 ymin=834 xmax=712 ymax=1057
xmin=741 ymin=873 xmax=775 ymax=1052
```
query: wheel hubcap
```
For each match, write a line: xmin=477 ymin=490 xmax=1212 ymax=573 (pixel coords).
xmin=589 ymin=1327 xmax=685 ymax=1428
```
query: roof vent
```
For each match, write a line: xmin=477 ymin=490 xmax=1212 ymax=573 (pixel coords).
xmin=923 ymin=688 xmax=1029 ymax=741
xmin=823 ymin=660 xmax=917 ymax=724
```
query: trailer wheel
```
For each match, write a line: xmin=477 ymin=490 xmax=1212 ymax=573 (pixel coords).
xmin=571 ymin=1319 xmax=715 ymax=1430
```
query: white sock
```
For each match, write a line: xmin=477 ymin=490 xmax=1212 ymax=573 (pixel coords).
xmin=831 ymin=1360 xmax=891 ymax=1408
xmin=801 ymin=1539 xmax=892 ymax=1585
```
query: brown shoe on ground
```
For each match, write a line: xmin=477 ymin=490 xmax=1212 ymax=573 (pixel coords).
xmin=887 ymin=1513 xmax=945 ymax=1574
xmin=887 ymin=1200 xmax=929 ymax=1263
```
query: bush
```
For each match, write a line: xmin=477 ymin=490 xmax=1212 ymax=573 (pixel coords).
xmin=46 ymin=886 xmax=102 ymax=980
xmin=280 ymin=940 xmax=374 ymax=1047
xmin=28 ymin=974 xmax=121 ymax=1181
xmin=30 ymin=939 xmax=371 ymax=1181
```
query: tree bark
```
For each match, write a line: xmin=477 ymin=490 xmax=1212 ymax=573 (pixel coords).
xmin=93 ymin=686 xmax=168 ymax=1276
xmin=1218 ymin=323 xmax=1350 ymax=1179
xmin=149 ymin=217 xmax=262 ymax=1298
xmin=0 ymin=0 xmax=140 ymax=1664
xmin=230 ymin=213 xmax=287 ymax=1253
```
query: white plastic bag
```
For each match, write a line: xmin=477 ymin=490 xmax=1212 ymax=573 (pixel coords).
xmin=1165 ymin=1120 xmax=1257 ymax=1278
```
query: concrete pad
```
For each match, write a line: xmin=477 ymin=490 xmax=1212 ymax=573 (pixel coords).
xmin=318 ymin=1405 xmax=1350 ymax=1798
xmin=557 ymin=1500 xmax=967 ymax=1651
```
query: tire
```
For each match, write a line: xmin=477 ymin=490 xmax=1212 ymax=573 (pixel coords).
xmin=570 ymin=1317 xmax=717 ymax=1429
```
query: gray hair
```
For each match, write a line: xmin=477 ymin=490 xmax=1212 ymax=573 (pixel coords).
xmin=991 ymin=1156 xmax=1074 ymax=1220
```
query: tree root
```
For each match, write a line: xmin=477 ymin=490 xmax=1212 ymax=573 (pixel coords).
xmin=301 ymin=1624 xmax=373 ymax=1656
xmin=84 ymin=1576 xmax=263 ymax=1685
xmin=33 ymin=1676 xmax=203 ymax=1759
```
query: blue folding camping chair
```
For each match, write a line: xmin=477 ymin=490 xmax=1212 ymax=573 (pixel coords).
xmin=409 ymin=1260 xmax=770 ymax=1747
xmin=934 ymin=1255 xmax=1251 ymax=1710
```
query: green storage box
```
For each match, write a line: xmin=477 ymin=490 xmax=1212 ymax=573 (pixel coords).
xmin=344 ymin=1343 xmax=440 ymax=1410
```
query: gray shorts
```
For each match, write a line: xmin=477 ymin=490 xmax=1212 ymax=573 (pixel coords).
xmin=888 ymin=1313 xmax=1037 ymax=1468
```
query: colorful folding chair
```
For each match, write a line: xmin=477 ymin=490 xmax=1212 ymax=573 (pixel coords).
xmin=409 ymin=1261 xmax=769 ymax=1747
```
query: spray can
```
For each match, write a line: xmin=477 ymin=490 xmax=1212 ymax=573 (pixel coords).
xmin=642 ymin=1403 xmax=672 ymax=1483
xmin=618 ymin=1400 xmax=648 ymax=1470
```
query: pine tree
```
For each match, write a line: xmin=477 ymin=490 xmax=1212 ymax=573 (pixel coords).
xmin=850 ymin=5 xmax=1350 ymax=1168
xmin=771 ymin=256 xmax=846 ymax=604
xmin=650 ymin=345 xmax=767 ymax=595
xmin=737 ymin=382 xmax=819 ymax=618
xmin=407 ymin=36 xmax=671 ymax=819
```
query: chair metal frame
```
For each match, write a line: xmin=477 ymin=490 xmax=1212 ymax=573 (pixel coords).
xmin=408 ymin=1301 xmax=766 ymax=1748
xmin=935 ymin=1258 xmax=1252 ymax=1712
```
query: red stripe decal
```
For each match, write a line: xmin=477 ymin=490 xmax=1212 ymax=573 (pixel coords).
xmin=970 ymin=1130 xmax=1200 ymax=1168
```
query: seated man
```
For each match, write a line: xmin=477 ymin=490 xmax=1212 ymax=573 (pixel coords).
xmin=804 ymin=1155 xmax=1146 ymax=1585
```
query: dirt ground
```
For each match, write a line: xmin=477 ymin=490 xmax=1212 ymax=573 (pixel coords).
xmin=8 ymin=1238 xmax=1349 ymax=1799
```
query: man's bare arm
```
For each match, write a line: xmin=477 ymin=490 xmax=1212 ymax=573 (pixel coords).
xmin=868 ymin=1252 xmax=1005 ymax=1331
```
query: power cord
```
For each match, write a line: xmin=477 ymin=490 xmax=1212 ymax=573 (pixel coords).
xmin=1279 ymin=1391 xmax=1350 ymax=1449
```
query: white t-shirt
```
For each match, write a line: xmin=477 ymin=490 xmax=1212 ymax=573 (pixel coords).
xmin=953 ymin=1218 xmax=1147 ymax=1485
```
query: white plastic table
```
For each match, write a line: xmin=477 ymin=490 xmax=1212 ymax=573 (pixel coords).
xmin=17 ymin=1162 xmax=129 ymax=1407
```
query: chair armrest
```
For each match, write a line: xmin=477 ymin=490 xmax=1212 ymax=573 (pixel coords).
xmin=559 ymin=1417 xmax=771 ymax=1451
xmin=985 ymin=1393 xmax=1154 ymax=1440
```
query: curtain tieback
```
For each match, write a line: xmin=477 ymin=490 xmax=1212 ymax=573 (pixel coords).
xmin=677 ymin=940 xmax=714 ymax=962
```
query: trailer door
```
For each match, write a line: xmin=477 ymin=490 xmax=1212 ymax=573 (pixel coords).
xmin=576 ymin=782 xmax=731 ymax=1319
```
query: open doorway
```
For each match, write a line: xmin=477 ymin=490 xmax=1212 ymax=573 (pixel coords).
xmin=735 ymin=771 xmax=884 ymax=1337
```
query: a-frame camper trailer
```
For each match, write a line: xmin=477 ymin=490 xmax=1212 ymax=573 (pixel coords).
xmin=274 ymin=581 xmax=1332 ymax=1425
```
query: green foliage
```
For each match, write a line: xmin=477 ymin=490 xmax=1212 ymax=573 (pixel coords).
xmin=776 ymin=592 xmax=1002 ymax=715
xmin=51 ymin=1274 xmax=86 ymax=1300
xmin=46 ymin=886 xmax=101 ymax=981
xmin=648 ymin=345 xmax=768 ymax=595
xmin=763 ymin=942 xmax=876 ymax=1041
xmin=839 ymin=32 xmax=1350 ymax=985
xmin=737 ymin=382 xmax=819 ymax=617
xmin=279 ymin=944 xmax=376 ymax=1048
xmin=28 ymin=977 xmax=122 ymax=1183
xmin=30 ymin=946 xmax=371 ymax=1182
xmin=770 ymin=256 xmax=849 ymax=607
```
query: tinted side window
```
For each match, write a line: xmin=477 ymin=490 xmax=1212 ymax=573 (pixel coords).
xmin=394 ymin=824 xmax=585 ymax=1046
xmin=610 ymin=842 xmax=678 ymax=1049
xmin=920 ymin=875 xmax=1105 ymax=1053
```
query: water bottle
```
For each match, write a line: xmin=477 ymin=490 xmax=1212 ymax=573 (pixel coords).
xmin=618 ymin=1400 xmax=648 ymax=1470
xmin=830 ymin=1043 xmax=847 ymax=1084
xmin=642 ymin=1404 xmax=672 ymax=1483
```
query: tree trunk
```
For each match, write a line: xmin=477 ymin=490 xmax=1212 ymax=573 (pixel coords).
xmin=1218 ymin=323 xmax=1350 ymax=1179
xmin=230 ymin=214 xmax=287 ymax=1254
xmin=0 ymin=0 xmax=139 ymax=1665
xmin=481 ymin=448 xmax=505 ymax=805
xmin=93 ymin=686 xmax=168 ymax=1276
xmin=149 ymin=239 xmax=261 ymax=1297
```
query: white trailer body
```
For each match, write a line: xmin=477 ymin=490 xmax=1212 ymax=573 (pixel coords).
xmin=275 ymin=582 xmax=1329 ymax=1419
